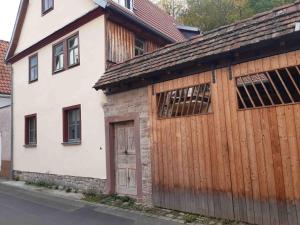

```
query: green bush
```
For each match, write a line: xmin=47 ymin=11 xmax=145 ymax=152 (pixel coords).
xmin=183 ymin=214 xmax=198 ymax=224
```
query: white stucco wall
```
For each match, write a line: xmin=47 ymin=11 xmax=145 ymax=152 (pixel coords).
xmin=15 ymin=0 xmax=99 ymax=54
xmin=13 ymin=16 xmax=107 ymax=179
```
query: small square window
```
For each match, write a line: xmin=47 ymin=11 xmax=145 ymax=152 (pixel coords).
xmin=42 ymin=0 xmax=54 ymax=15
xmin=63 ymin=105 xmax=81 ymax=143
xmin=68 ymin=36 xmax=80 ymax=67
xmin=25 ymin=114 xmax=37 ymax=146
xmin=135 ymin=38 xmax=145 ymax=56
xmin=29 ymin=54 xmax=38 ymax=83
xmin=53 ymin=42 xmax=64 ymax=72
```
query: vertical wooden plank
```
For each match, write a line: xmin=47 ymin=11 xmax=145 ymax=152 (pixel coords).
xmin=228 ymin=64 xmax=248 ymax=222
xmin=210 ymin=69 xmax=223 ymax=218
xmin=195 ymin=73 xmax=208 ymax=215
xmin=176 ymin=77 xmax=187 ymax=212
xmin=221 ymin=66 xmax=240 ymax=220
xmin=234 ymin=63 xmax=256 ymax=224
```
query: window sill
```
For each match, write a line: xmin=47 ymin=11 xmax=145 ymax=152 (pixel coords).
xmin=52 ymin=63 xmax=80 ymax=75
xmin=23 ymin=144 xmax=37 ymax=148
xmin=62 ymin=141 xmax=81 ymax=146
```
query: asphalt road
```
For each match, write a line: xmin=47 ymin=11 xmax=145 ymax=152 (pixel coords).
xmin=0 ymin=183 xmax=181 ymax=225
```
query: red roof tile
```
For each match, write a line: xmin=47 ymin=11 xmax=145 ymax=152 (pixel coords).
xmin=0 ymin=41 xmax=11 ymax=95
xmin=108 ymin=0 xmax=186 ymax=42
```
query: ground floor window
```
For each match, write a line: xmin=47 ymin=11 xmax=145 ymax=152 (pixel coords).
xmin=25 ymin=114 xmax=37 ymax=145
xmin=63 ymin=105 xmax=81 ymax=143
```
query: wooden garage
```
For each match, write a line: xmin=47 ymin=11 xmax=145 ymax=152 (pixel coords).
xmin=95 ymin=2 xmax=300 ymax=225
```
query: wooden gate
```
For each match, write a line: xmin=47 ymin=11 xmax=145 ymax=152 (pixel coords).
xmin=114 ymin=121 xmax=137 ymax=196
xmin=148 ymin=50 xmax=300 ymax=225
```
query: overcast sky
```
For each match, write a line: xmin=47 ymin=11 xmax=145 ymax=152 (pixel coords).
xmin=0 ymin=0 xmax=20 ymax=41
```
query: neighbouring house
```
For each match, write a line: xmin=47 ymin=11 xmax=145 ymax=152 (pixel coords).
xmin=94 ymin=1 xmax=300 ymax=225
xmin=0 ymin=40 xmax=12 ymax=178
xmin=5 ymin=0 xmax=195 ymax=197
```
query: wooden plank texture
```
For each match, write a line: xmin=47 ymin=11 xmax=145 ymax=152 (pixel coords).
xmin=148 ymin=50 xmax=300 ymax=225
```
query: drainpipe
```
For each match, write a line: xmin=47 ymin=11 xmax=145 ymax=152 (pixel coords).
xmin=9 ymin=66 xmax=14 ymax=180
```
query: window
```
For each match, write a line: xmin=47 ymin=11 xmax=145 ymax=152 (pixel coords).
xmin=236 ymin=65 xmax=300 ymax=109
xmin=25 ymin=114 xmax=37 ymax=146
xmin=29 ymin=54 xmax=38 ymax=83
xmin=157 ymin=83 xmax=212 ymax=119
xmin=68 ymin=36 xmax=80 ymax=67
xmin=53 ymin=33 xmax=80 ymax=73
xmin=63 ymin=105 xmax=81 ymax=143
xmin=135 ymin=38 xmax=145 ymax=56
xmin=113 ymin=0 xmax=133 ymax=10
xmin=53 ymin=42 xmax=64 ymax=72
xmin=42 ymin=0 xmax=54 ymax=15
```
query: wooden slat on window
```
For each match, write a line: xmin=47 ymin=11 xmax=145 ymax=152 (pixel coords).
xmin=157 ymin=83 xmax=212 ymax=119
xmin=236 ymin=65 xmax=300 ymax=109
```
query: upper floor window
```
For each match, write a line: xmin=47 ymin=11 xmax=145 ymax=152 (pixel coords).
xmin=63 ymin=105 xmax=81 ymax=144
xmin=114 ymin=0 xmax=133 ymax=10
xmin=42 ymin=0 xmax=54 ymax=15
xmin=25 ymin=114 xmax=37 ymax=146
xmin=53 ymin=33 xmax=80 ymax=74
xmin=135 ymin=38 xmax=145 ymax=56
xmin=29 ymin=54 xmax=38 ymax=83
xmin=53 ymin=42 xmax=64 ymax=72
xmin=68 ymin=36 xmax=80 ymax=67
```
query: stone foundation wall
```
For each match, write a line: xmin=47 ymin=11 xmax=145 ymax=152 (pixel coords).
xmin=14 ymin=171 xmax=106 ymax=193
xmin=104 ymin=87 xmax=152 ymax=204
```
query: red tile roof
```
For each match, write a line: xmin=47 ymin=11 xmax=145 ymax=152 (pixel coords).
xmin=0 ymin=41 xmax=11 ymax=95
xmin=95 ymin=0 xmax=300 ymax=89
xmin=108 ymin=0 xmax=186 ymax=42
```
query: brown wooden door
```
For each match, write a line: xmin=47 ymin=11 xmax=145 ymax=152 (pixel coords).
xmin=114 ymin=121 xmax=137 ymax=196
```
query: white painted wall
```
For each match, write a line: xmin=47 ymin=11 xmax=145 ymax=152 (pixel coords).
xmin=15 ymin=0 xmax=99 ymax=54
xmin=13 ymin=16 xmax=107 ymax=179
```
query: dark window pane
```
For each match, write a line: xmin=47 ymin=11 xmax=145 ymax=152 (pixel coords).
xmin=43 ymin=0 xmax=53 ymax=12
xmin=135 ymin=38 xmax=145 ymax=56
xmin=29 ymin=55 xmax=38 ymax=82
xmin=67 ymin=109 xmax=80 ymax=142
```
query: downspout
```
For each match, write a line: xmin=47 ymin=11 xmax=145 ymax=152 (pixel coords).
xmin=9 ymin=66 xmax=14 ymax=180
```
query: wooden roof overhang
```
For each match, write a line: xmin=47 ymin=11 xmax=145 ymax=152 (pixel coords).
xmin=95 ymin=32 xmax=300 ymax=95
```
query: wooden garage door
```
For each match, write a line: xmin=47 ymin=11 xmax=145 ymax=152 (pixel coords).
xmin=114 ymin=121 xmax=137 ymax=196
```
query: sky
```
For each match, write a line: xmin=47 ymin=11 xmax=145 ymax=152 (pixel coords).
xmin=0 ymin=0 xmax=20 ymax=41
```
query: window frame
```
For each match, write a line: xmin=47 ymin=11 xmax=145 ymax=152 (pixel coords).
xmin=28 ymin=54 xmax=38 ymax=83
xmin=41 ymin=0 xmax=54 ymax=16
xmin=24 ymin=114 xmax=37 ymax=147
xmin=62 ymin=105 xmax=82 ymax=145
xmin=52 ymin=32 xmax=80 ymax=74
xmin=134 ymin=37 xmax=145 ymax=56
